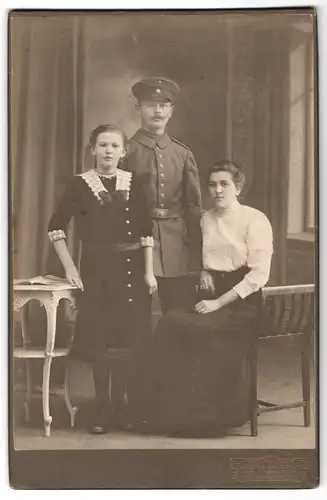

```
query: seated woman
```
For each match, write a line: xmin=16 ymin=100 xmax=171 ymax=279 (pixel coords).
xmin=135 ymin=159 xmax=273 ymax=437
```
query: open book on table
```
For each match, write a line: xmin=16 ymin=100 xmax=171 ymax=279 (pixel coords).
xmin=14 ymin=275 xmax=77 ymax=288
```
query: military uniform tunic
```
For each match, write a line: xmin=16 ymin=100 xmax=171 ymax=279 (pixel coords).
xmin=124 ymin=129 xmax=202 ymax=278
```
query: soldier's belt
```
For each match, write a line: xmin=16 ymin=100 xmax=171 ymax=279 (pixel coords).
xmin=151 ymin=208 xmax=182 ymax=220
xmin=84 ymin=242 xmax=141 ymax=251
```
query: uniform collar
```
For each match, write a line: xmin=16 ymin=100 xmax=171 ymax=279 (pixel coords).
xmin=134 ymin=128 xmax=172 ymax=149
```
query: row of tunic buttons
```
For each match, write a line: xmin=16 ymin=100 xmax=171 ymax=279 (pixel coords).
xmin=126 ymin=255 xmax=133 ymax=302
xmin=126 ymin=205 xmax=133 ymax=302
xmin=157 ymin=149 xmax=165 ymax=208
xmin=125 ymin=206 xmax=132 ymax=236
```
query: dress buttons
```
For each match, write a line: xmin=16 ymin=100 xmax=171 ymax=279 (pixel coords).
xmin=126 ymin=220 xmax=130 ymax=224
xmin=128 ymin=232 xmax=132 ymax=236
xmin=158 ymin=155 xmax=163 ymax=159
xmin=160 ymin=203 xmax=165 ymax=208
xmin=127 ymin=284 xmax=132 ymax=288
xmin=160 ymin=193 xmax=164 ymax=198
xmin=128 ymin=271 xmax=131 ymax=275
xmin=127 ymin=258 xmax=131 ymax=262
xmin=159 ymin=164 xmax=164 ymax=168
xmin=160 ymin=183 xmax=164 ymax=188
xmin=128 ymin=298 xmax=133 ymax=303
xmin=160 ymin=173 xmax=164 ymax=178
xmin=125 ymin=207 xmax=129 ymax=211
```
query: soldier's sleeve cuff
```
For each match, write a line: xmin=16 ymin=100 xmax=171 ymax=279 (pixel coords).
xmin=140 ymin=236 xmax=154 ymax=248
xmin=48 ymin=229 xmax=67 ymax=244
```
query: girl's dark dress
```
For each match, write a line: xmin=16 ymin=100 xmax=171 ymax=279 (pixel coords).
xmin=48 ymin=169 xmax=152 ymax=362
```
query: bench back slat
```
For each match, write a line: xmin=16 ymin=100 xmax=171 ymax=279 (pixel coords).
xmin=260 ymin=284 xmax=315 ymax=338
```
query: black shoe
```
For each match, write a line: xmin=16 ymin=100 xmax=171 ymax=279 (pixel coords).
xmin=89 ymin=422 xmax=109 ymax=435
xmin=88 ymin=401 xmax=110 ymax=435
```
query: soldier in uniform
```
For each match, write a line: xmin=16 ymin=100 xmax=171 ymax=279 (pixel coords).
xmin=124 ymin=77 xmax=202 ymax=313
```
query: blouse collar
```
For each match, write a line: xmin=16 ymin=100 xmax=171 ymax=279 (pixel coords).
xmin=214 ymin=199 xmax=241 ymax=217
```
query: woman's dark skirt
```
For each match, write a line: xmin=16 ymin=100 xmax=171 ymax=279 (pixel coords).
xmin=131 ymin=267 xmax=260 ymax=437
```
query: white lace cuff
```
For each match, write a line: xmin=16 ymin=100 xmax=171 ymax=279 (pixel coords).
xmin=140 ymin=236 xmax=154 ymax=248
xmin=48 ymin=229 xmax=67 ymax=243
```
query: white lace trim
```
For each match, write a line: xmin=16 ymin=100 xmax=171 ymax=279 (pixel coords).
xmin=79 ymin=170 xmax=108 ymax=201
xmin=140 ymin=236 xmax=154 ymax=248
xmin=116 ymin=169 xmax=132 ymax=200
xmin=48 ymin=229 xmax=67 ymax=243
xmin=79 ymin=169 xmax=132 ymax=201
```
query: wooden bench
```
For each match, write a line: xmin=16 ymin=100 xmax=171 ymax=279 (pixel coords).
xmin=249 ymin=284 xmax=315 ymax=436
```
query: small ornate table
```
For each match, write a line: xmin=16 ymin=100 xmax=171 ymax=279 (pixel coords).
xmin=13 ymin=281 xmax=78 ymax=437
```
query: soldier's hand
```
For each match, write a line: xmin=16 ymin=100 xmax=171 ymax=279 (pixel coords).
xmin=200 ymin=270 xmax=215 ymax=294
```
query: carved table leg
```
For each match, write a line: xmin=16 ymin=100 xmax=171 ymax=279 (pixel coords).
xmin=42 ymin=355 xmax=53 ymax=436
xmin=64 ymin=358 xmax=79 ymax=428
xmin=42 ymin=300 xmax=58 ymax=437
xmin=24 ymin=361 xmax=33 ymax=423
xmin=21 ymin=306 xmax=33 ymax=422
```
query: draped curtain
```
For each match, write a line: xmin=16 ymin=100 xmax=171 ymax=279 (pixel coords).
xmin=229 ymin=24 xmax=291 ymax=285
xmin=11 ymin=15 xmax=85 ymax=383
xmin=11 ymin=14 xmax=85 ymax=279
xmin=251 ymin=28 xmax=291 ymax=285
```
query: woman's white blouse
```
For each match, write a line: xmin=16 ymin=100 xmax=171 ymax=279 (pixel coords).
xmin=201 ymin=201 xmax=273 ymax=299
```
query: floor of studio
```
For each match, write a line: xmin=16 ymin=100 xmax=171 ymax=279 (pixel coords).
xmin=13 ymin=340 xmax=316 ymax=450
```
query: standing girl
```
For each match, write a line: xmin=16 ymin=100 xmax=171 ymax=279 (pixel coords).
xmin=48 ymin=124 xmax=157 ymax=434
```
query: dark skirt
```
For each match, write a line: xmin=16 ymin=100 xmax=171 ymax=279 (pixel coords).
xmin=131 ymin=267 xmax=260 ymax=437
xmin=70 ymin=245 xmax=152 ymax=362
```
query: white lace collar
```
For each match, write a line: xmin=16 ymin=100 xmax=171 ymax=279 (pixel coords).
xmin=79 ymin=169 xmax=132 ymax=201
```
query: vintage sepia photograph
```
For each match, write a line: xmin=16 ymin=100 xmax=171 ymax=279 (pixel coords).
xmin=9 ymin=8 xmax=318 ymax=488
